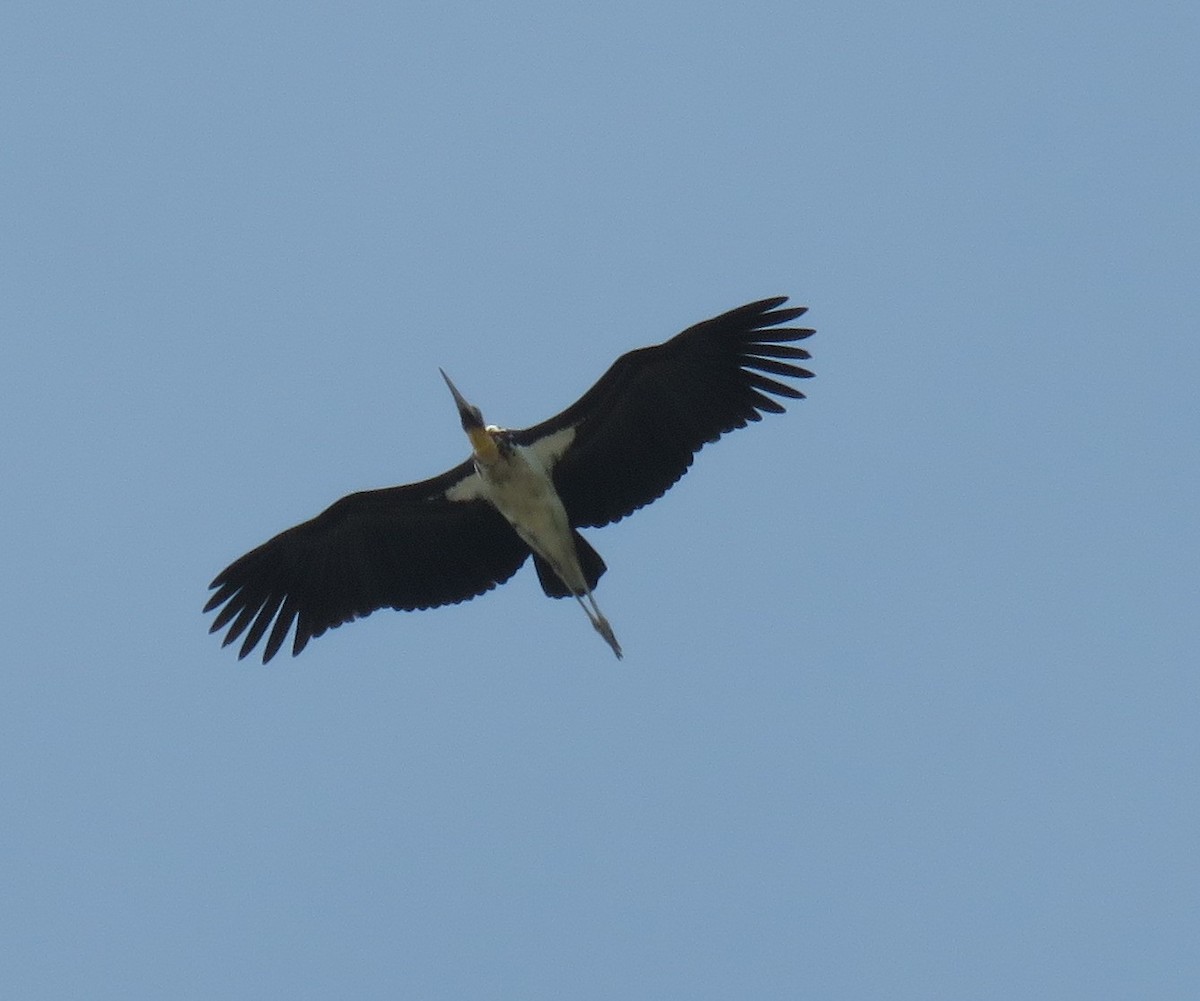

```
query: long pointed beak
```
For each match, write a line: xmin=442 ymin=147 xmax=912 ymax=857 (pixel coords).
xmin=439 ymin=368 xmax=483 ymax=430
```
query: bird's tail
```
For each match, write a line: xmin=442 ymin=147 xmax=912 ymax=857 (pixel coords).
xmin=532 ymin=531 xmax=606 ymax=597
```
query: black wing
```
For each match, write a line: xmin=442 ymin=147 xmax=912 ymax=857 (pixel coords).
xmin=204 ymin=462 xmax=530 ymax=663
xmin=512 ymin=297 xmax=814 ymax=528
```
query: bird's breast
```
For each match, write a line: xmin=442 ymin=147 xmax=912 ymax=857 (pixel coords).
xmin=479 ymin=448 xmax=573 ymax=557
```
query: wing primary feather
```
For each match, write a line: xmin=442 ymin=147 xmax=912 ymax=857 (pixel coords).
xmin=746 ymin=343 xmax=812 ymax=359
xmin=241 ymin=592 xmax=286 ymax=658
xmin=264 ymin=597 xmax=298 ymax=663
xmin=208 ymin=592 xmax=243 ymax=632
xmin=745 ymin=391 xmax=786 ymax=414
xmin=746 ymin=357 xmax=814 ymax=379
xmin=752 ymin=306 xmax=808 ymax=326
xmin=743 ymin=326 xmax=816 ymax=343
xmin=745 ymin=371 xmax=806 ymax=399
xmin=222 ymin=601 xmax=261 ymax=648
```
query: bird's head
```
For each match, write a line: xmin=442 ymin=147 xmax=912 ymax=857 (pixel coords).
xmin=440 ymin=369 xmax=500 ymax=464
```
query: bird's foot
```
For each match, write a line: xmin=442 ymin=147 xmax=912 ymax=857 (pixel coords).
xmin=593 ymin=614 xmax=623 ymax=660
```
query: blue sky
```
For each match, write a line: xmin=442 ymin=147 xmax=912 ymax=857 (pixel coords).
xmin=4 ymin=2 xmax=1198 ymax=998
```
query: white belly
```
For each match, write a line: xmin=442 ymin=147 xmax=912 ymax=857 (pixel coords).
xmin=479 ymin=446 xmax=585 ymax=593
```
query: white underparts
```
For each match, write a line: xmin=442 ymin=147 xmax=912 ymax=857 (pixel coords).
xmin=467 ymin=433 xmax=621 ymax=659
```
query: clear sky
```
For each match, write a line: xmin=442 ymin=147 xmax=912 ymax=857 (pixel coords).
xmin=4 ymin=2 xmax=1198 ymax=998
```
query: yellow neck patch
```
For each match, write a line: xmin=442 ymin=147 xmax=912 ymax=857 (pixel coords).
xmin=468 ymin=427 xmax=500 ymax=464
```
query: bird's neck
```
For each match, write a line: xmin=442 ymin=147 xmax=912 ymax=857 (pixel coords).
xmin=468 ymin=426 xmax=501 ymax=465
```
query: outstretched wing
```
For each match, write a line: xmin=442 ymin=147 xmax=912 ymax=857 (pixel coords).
xmin=512 ymin=297 xmax=814 ymax=528
xmin=204 ymin=463 xmax=530 ymax=662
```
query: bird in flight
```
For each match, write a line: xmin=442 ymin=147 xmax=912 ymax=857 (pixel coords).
xmin=205 ymin=297 xmax=814 ymax=662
